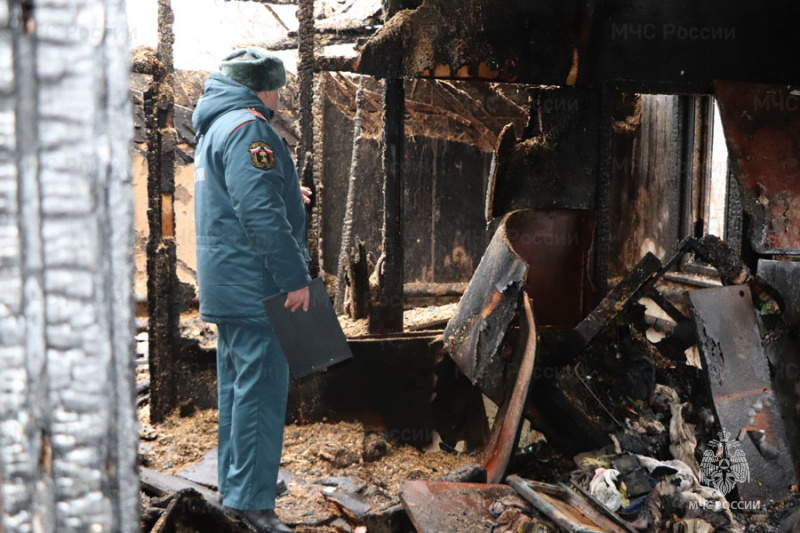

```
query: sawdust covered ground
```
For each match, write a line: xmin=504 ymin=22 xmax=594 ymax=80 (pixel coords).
xmin=339 ymin=302 xmax=457 ymax=337
xmin=138 ymin=404 xmax=477 ymax=530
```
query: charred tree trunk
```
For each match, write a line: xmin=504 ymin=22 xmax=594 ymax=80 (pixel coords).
xmin=147 ymin=0 xmax=180 ymax=424
xmin=0 ymin=0 xmax=138 ymax=530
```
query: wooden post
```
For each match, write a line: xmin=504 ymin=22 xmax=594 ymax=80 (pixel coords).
xmin=371 ymin=78 xmax=405 ymax=333
xmin=147 ymin=0 xmax=180 ymax=423
xmin=370 ymin=0 xmax=405 ymax=333
xmin=335 ymin=82 xmax=366 ymax=314
xmin=297 ymin=0 xmax=320 ymax=277
xmin=0 ymin=0 xmax=138 ymax=527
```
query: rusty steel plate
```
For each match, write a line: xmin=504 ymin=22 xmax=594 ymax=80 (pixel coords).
xmin=689 ymin=285 xmax=797 ymax=502
xmin=400 ymin=481 xmax=525 ymax=533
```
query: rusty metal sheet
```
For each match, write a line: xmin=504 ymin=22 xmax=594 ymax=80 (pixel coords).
xmin=689 ymin=285 xmax=797 ymax=501
xmin=400 ymin=481 xmax=525 ymax=533
xmin=444 ymin=209 xmax=595 ymax=404
xmin=481 ymin=295 xmax=537 ymax=484
xmin=715 ymin=81 xmax=800 ymax=254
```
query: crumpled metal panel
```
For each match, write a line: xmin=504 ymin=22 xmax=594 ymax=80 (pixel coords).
xmin=443 ymin=218 xmax=528 ymax=404
xmin=715 ymin=81 xmax=800 ymax=254
xmin=443 ymin=209 xmax=595 ymax=403
xmin=689 ymin=285 xmax=797 ymax=502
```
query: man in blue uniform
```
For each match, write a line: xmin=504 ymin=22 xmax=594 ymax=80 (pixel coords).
xmin=192 ymin=48 xmax=311 ymax=533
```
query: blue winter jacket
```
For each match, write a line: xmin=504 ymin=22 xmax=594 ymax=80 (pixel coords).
xmin=192 ymin=73 xmax=311 ymax=325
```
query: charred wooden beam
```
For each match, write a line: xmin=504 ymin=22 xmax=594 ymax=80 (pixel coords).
xmin=404 ymin=282 xmax=467 ymax=298
xmin=297 ymin=0 xmax=319 ymax=276
xmin=560 ymin=252 xmax=662 ymax=362
xmin=147 ymin=0 xmax=180 ymax=424
xmin=486 ymin=87 xmax=601 ymax=218
xmin=357 ymin=0 xmax=800 ymax=89
xmin=335 ymin=82 xmax=366 ymax=314
xmin=370 ymin=77 xmax=405 ymax=333
xmin=347 ymin=240 xmax=370 ymax=319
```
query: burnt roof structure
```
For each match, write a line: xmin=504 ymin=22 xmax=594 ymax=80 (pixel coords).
xmin=355 ymin=0 xmax=800 ymax=89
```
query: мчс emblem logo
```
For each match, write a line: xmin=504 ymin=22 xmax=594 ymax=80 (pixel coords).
xmin=700 ymin=427 xmax=750 ymax=495
xmin=249 ymin=141 xmax=275 ymax=170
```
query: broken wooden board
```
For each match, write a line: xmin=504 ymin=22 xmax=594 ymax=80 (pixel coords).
xmin=506 ymin=475 xmax=636 ymax=533
xmin=560 ymin=252 xmax=662 ymax=362
xmin=689 ymin=285 xmax=797 ymax=502
xmin=178 ymin=448 xmax=292 ymax=495
xmin=400 ymin=481 xmax=528 ymax=533
xmin=142 ymin=467 xmax=220 ymax=502
xmin=148 ymin=488 xmax=256 ymax=533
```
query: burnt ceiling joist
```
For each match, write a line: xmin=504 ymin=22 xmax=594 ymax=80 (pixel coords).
xmin=356 ymin=0 xmax=800 ymax=89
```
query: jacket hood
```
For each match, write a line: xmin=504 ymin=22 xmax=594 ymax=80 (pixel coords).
xmin=192 ymin=73 xmax=274 ymax=137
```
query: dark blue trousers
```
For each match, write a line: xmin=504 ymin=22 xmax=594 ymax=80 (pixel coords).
xmin=216 ymin=322 xmax=289 ymax=510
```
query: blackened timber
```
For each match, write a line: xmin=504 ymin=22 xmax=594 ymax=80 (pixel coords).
xmin=335 ymin=82 xmax=365 ymax=314
xmin=147 ymin=0 xmax=180 ymax=424
xmin=347 ymin=241 xmax=370 ymax=319
xmin=357 ymin=0 xmax=800 ymax=89
xmin=371 ymin=78 xmax=405 ymax=333
xmin=560 ymin=252 xmax=662 ymax=362
xmin=297 ymin=0 xmax=319 ymax=276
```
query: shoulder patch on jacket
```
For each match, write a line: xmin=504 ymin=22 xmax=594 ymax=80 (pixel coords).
xmin=249 ymin=141 xmax=276 ymax=169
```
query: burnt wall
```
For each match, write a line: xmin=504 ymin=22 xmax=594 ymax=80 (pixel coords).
xmin=319 ymin=78 xmax=525 ymax=286
xmin=608 ymin=94 xmax=683 ymax=278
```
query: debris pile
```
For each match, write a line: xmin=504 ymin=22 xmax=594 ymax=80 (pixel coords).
xmin=135 ymin=227 xmax=800 ymax=532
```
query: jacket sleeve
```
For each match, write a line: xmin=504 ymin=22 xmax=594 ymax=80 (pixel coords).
xmin=222 ymin=121 xmax=311 ymax=293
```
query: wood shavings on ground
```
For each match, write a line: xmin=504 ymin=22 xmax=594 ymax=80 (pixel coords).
xmin=339 ymin=302 xmax=458 ymax=337
xmin=138 ymin=404 xmax=219 ymax=474
xmin=138 ymin=403 xmax=477 ymax=530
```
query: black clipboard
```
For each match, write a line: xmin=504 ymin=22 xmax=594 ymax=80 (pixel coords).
xmin=262 ymin=277 xmax=353 ymax=379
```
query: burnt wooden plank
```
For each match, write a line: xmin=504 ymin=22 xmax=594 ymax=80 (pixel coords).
xmin=560 ymin=252 xmax=662 ymax=361
xmin=507 ymin=476 xmax=636 ymax=533
xmin=487 ymin=88 xmax=601 ymax=216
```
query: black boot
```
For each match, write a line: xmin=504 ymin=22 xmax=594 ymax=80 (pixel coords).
xmin=228 ymin=508 xmax=292 ymax=533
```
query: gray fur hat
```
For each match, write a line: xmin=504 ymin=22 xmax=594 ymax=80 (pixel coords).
xmin=219 ymin=48 xmax=286 ymax=92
